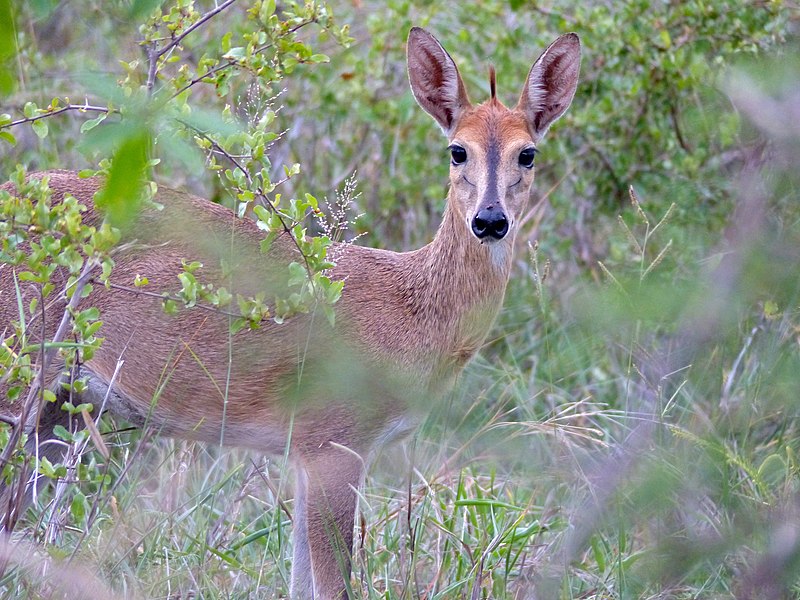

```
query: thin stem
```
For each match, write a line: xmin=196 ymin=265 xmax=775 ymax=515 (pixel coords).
xmin=158 ymin=0 xmax=238 ymax=60
xmin=0 ymin=259 xmax=98 ymax=534
xmin=169 ymin=19 xmax=315 ymax=101
xmin=103 ymin=281 xmax=244 ymax=320
xmin=0 ymin=103 xmax=110 ymax=131
xmin=178 ymin=120 xmax=315 ymax=278
xmin=148 ymin=0 xmax=238 ymax=96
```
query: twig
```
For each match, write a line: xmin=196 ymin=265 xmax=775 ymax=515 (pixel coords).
xmin=0 ymin=414 xmax=18 ymax=427
xmin=670 ymin=101 xmax=691 ymax=153
xmin=103 ymin=280 xmax=248 ymax=321
xmin=178 ymin=120 xmax=316 ymax=280
xmin=145 ymin=0 xmax=238 ymax=95
xmin=145 ymin=41 xmax=159 ymax=96
xmin=169 ymin=19 xmax=316 ymax=100
xmin=0 ymin=259 xmax=99 ymax=536
xmin=158 ymin=0 xmax=238 ymax=60
xmin=0 ymin=103 xmax=111 ymax=131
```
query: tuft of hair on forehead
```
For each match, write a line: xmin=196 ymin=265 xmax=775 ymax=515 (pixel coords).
xmin=488 ymin=65 xmax=497 ymax=102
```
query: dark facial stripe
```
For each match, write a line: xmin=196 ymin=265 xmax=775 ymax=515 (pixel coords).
xmin=482 ymin=135 xmax=500 ymax=208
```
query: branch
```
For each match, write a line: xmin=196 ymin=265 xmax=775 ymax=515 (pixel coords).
xmin=0 ymin=257 xmax=99 ymax=532
xmin=178 ymin=120 xmax=314 ymax=278
xmin=169 ymin=19 xmax=316 ymax=100
xmin=103 ymin=281 xmax=245 ymax=321
xmin=170 ymin=54 xmax=241 ymax=100
xmin=148 ymin=0 xmax=238 ymax=96
xmin=0 ymin=103 xmax=111 ymax=131
xmin=158 ymin=0 xmax=238 ymax=60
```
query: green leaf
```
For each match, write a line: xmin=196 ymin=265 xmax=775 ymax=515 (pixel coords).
xmin=53 ymin=424 xmax=73 ymax=442
xmin=287 ymin=262 xmax=307 ymax=287
xmin=221 ymin=32 xmax=232 ymax=54
xmin=326 ymin=279 xmax=344 ymax=304
xmin=323 ymin=303 xmax=336 ymax=327
xmin=37 ymin=456 xmax=58 ymax=478
xmin=230 ymin=317 xmax=247 ymax=334
xmin=261 ymin=0 xmax=276 ymax=19
xmin=162 ymin=298 xmax=179 ymax=315
xmin=80 ymin=112 xmax=107 ymax=133
xmin=216 ymin=287 xmax=232 ymax=307
xmin=0 ymin=0 xmax=17 ymax=94
xmin=224 ymin=47 xmax=245 ymax=61
xmin=31 ymin=119 xmax=48 ymax=139
xmin=70 ymin=491 xmax=87 ymax=523
xmin=78 ymin=307 xmax=100 ymax=321
xmin=181 ymin=260 xmax=203 ymax=274
xmin=659 ymin=29 xmax=672 ymax=49
xmin=94 ymin=132 xmax=151 ymax=228
xmin=178 ymin=271 xmax=198 ymax=307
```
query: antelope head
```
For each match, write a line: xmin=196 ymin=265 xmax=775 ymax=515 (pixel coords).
xmin=407 ymin=27 xmax=581 ymax=250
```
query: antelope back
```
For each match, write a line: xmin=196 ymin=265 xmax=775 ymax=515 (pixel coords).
xmin=0 ymin=172 xmax=430 ymax=456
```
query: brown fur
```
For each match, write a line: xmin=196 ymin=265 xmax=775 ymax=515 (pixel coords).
xmin=0 ymin=28 xmax=580 ymax=599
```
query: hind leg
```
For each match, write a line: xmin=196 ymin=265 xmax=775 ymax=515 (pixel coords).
xmin=0 ymin=364 xmax=116 ymax=532
xmin=0 ymin=381 xmax=77 ymax=532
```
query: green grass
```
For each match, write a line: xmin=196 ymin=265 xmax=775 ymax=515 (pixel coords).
xmin=5 ymin=190 xmax=800 ymax=598
xmin=6 ymin=267 xmax=800 ymax=599
xmin=2 ymin=1 xmax=800 ymax=598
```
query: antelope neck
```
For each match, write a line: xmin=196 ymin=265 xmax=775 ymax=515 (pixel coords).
xmin=407 ymin=199 xmax=512 ymax=325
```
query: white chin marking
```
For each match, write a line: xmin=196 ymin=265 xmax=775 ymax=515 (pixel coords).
xmin=487 ymin=239 xmax=510 ymax=268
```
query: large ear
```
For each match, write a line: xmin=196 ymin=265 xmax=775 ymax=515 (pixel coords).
xmin=516 ymin=33 xmax=581 ymax=142
xmin=407 ymin=27 xmax=471 ymax=137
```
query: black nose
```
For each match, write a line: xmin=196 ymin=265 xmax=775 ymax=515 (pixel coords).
xmin=471 ymin=206 xmax=509 ymax=240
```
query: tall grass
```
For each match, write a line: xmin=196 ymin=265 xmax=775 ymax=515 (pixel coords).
xmin=2 ymin=3 xmax=800 ymax=600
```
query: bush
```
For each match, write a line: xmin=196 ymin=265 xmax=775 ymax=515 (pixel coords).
xmin=1 ymin=1 xmax=799 ymax=598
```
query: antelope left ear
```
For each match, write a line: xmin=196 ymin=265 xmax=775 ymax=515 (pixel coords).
xmin=516 ymin=33 xmax=581 ymax=142
xmin=407 ymin=27 xmax=471 ymax=137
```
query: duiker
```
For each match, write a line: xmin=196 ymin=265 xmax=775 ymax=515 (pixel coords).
xmin=0 ymin=27 xmax=580 ymax=599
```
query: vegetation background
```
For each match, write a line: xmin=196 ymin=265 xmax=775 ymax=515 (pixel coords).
xmin=1 ymin=0 xmax=799 ymax=598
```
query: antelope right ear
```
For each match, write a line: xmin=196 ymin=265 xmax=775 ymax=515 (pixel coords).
xmin=517 ymin=33 xmax=581 ymax=142
xmin=407 ymin=27 xmax=471 ymax=137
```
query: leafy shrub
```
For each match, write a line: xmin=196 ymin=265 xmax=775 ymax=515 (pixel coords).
xmin=1 ymin=1 xmax=799 ymax=598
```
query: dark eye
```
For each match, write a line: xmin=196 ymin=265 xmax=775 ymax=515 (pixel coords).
xmin=519 ymin=147 xmax=537 ymax=168
xmin=449 ymin=144 xmax=467 ymax=165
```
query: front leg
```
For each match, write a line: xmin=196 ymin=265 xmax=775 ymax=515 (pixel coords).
xmin=290 ymin=468 xmax=313 ymax=597
xmin=292 ymin=446 xmax=364 ymax=600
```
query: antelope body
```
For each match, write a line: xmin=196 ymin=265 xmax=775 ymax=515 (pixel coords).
xmin=0 ymin=28 xmax=580 ymax=599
